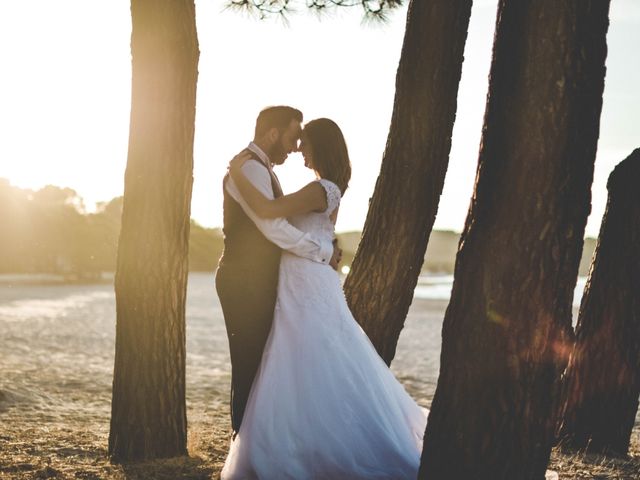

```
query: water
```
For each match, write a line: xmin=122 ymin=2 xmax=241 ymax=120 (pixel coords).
xmin=414 ymin=274 xmax=589 ymax=308
xmin=0 ymin=272 xmax=592 ymax=424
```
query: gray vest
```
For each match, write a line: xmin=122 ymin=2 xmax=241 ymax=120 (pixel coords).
xmin=218 ymin=150 xmax=283 ymax=278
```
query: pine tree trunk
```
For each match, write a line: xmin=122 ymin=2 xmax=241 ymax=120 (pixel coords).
xmin=558 ymin=149 xmax=640 ymax=457
xmin=419 ymin=1 xmax=609 ymax=478
xmin=343 ymin=0 xmax=472 ymax=365
xmin=108 ymin=0 xmax=199 ymax=462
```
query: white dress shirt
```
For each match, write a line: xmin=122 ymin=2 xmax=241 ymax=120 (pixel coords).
xmin=225 ymin=142 xmax=333 ymax=265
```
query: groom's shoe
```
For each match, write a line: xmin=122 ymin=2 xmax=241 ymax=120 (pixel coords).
xmin=231 ymin=430 xmax=238 ymax=441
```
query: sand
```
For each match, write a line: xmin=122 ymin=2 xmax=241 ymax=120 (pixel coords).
xmin=1 ymin=277 xmax=638 ymax=479
xmin=1 ymin=404 xmax=639 ymax=479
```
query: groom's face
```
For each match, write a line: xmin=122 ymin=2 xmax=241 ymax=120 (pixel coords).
xmin=270 ymin=119 xmax=302 ymax=166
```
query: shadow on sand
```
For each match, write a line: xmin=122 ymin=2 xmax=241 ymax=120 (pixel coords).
xmin=119 ymin=455 xmax=215 ymax=480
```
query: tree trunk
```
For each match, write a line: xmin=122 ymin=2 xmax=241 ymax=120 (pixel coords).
xmin=557 ymin=149 xmax=640 ymax=457
xmin=343 ymin=0 xmax=472 ymax=365
xmin=419 ymin=1 xmax=609 ymax=478
xmin=108 ymin=0 xmax=199 ymax=462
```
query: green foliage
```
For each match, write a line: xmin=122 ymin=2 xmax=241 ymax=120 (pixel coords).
xmin=189 ymin=221 xmax=224 ymax=271
xmin=226 ymin=0 xmax=403 ymax=22
xmin=0 ymin=180 xmax=223 ymax=276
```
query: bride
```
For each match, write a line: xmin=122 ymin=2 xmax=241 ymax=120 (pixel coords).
xmin=221 ymin=118 xmax=427 ymax=479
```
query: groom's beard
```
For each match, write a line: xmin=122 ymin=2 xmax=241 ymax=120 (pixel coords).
xmin=268 ymin=138 xmax=288 ymax=166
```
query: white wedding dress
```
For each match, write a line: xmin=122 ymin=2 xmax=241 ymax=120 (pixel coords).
xmin=221 ymin=179 xmax=428 ymax=479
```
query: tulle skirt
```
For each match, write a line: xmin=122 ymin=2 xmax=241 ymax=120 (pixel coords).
xmin=221 ymin=253 xmax=428 ymax=479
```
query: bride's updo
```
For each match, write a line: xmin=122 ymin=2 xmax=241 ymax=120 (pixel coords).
xmin=303 ymin=118 xmax=352 ymax=195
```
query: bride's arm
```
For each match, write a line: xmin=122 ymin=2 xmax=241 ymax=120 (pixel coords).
xmin=329 ymin=205 xmax=339 ymax=225
xmin=229 ymin=153 xmax=327 ymax=218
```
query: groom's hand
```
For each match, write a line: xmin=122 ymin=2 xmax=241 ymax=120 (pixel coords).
xmin=329 ymin=239 xmax=342 ymax=271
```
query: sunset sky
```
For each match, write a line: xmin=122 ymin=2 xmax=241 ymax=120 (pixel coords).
xmin=0 ymin=0 xmax=638 ymax=236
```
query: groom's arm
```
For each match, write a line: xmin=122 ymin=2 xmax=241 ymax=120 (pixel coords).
xmin=225 ymin=160 xmax=333 ymax=265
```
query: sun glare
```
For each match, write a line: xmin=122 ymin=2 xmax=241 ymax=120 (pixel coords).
xmin=0 ymin=0 xmax=638 ymax=237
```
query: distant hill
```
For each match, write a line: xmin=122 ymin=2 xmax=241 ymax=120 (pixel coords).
xmin=336 ymin=230 xmax=597 ymax=277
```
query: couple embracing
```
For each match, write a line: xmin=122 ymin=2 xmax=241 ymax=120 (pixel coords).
xmin=216 ymin=106 xmax=427 ymax=479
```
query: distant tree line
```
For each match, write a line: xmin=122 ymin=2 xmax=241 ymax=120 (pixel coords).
xmin=0 ymin=179 xmax=223 ymax=276
xmin=0 ymin=178 xmax=597 ymax=279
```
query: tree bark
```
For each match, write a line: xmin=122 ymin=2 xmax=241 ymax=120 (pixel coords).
xmin=343 ymin=0 xmax=473 ymax=365
xmin=557 ymin=149 xmax=640 ymax=457
xmin=108 ymin=0 xmax=199 ymax=462
xmin=419 ymin=1 xmax=609 ymax=478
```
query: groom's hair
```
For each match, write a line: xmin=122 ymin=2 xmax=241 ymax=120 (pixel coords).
xmin=254 ymin=106 xmax=303 ymax=138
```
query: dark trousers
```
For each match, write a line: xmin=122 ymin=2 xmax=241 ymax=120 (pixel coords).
xmin=215 ymin=265 xmax=278 ymax=432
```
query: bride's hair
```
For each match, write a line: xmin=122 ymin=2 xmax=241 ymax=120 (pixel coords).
xmin=303 ymin=118 xmax=351 ymax=194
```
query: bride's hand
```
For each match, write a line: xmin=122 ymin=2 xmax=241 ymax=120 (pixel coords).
xmin=229 ymin=151 xmax=253 ymax=176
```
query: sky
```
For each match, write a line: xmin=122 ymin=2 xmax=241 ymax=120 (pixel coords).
xmin=0 ymin=0 xmax=638 ymax=237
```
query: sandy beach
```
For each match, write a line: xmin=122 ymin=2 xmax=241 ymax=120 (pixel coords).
xmin=1 ymin=273 xmax=638 ymax=479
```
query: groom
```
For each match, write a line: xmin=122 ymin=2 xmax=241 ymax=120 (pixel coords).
xmin=216 ymin=105 xmax=339 ymax=434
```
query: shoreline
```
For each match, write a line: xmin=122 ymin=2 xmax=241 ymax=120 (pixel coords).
xmin=0 ymin=271 xmax=454 ymax=287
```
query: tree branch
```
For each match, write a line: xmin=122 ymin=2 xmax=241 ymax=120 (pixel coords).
xmin=226 ymin=0 xmax=403 ymax=22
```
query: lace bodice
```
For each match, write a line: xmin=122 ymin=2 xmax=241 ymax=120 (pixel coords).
xmin=289 ymin=179 xmax=341 ymax=243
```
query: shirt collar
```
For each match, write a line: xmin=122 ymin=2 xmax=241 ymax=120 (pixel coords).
xmin=247 ymin=142 xmax=271 ymax=167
